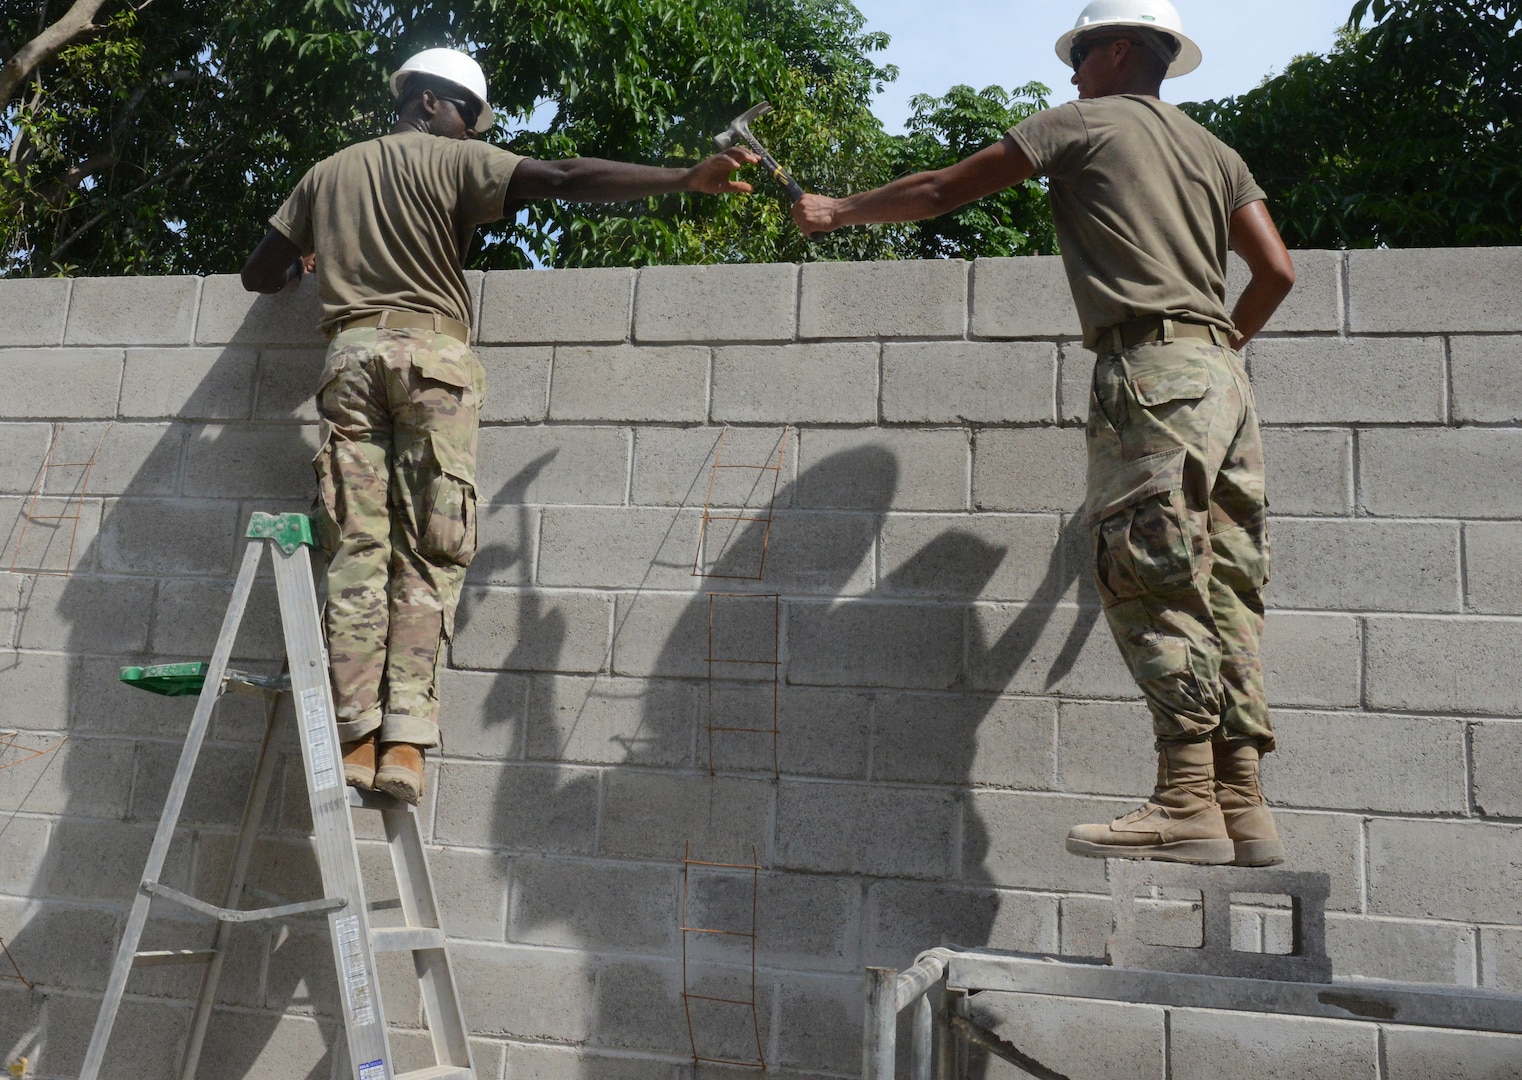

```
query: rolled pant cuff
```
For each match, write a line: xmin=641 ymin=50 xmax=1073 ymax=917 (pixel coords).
xmin=381 ymin=712 xmax=441 ymax=749
xmin=335 ymin=715 xmax=382 ymax=745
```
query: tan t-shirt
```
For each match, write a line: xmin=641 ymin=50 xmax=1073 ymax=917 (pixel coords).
xmin=271 ymin=131 xmax=523 ymax=335
xmin=1007 ymin=96 xmax=1265 ymax=349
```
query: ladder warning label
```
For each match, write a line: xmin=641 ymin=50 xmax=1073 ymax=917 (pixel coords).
xmin=300 ymin=687 xmax=340 ymax=792
xmin=357 ymin=1060 xmax=385 ymax=1080
xmin=334 ymin=914 xmax=376 ymax=1027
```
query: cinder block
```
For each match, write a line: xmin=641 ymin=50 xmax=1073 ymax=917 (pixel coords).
xmin=476 ymin=425 xmax=629 ymax=506
xmin=1369 ymin=817 xmax=1522 ymax=922
xmin=963 ymin=993 xmax=1166 ymax=1080
xmin=797 ymin=428 xmax=967 ymax=511
xmin=0 ymin=815 xmax=47 ymax=893
xmin=193 ymin=1011 xmax=333 ymax=1080
xmin=436 ymin=667 xmax=527 ymax=759
xmin=865 ymin=881 xmax=1058 ymax=967
xmin=686 ymin=869 xmax=861 ymax=972
xmin=711 ymin=342 xmax=878 ymax=424
xmin=525 ymin=674 xmax=696 ymax=767
xmin=0 ymin=733 xmax=134 ymax=820
xmin=64 ymin=276 xmax=198 ymax=345
xmin=707 ymin=684 xmax=872 ymax=779
xmin=39 ymin=421 xmax=185 ymax=496
xmin=1361 ymin=429 xmax=1522 ymax=519
xmin=964 ymin=791 xmax=1131 ymax=892
xmin=452 ymin=586 xmax=612 ymax=673
xmin=509 ymin=856 xmax=678 ymax=952
xmin=253 ymin=347 xmax=325 ymax=420
xmin=0 ymin=277 xmax=70 ymax=345
xmin=799 ymin=259 xmax=967 ymax=340
xmin=748 ymin=510 xmax=878 ymax=594
xmin=610 ymin=591 xmax=773 ymax=680
xmin=786 ymin=600 xmax=963 ymax=690
xmin=633 ymin=262 xmax=796 ymax=344
xmin=1056 ymin=699 xmax=1156 ymax=797
xmin=1060 ymin=893 xmax=1114 ymax=957
xmin=630 ymin=425 xmax=795 ymax=508
xmin=0 ymin=650 xmax=72 ymax=731
xmin=1384 ymin=1027 xmax=1522 ymax=1080
xmin=1365 ymin=616 xmax=1522 ymax=715
xmin=132 ymin=741 xmax=259 ymax=826
xmin=151 ymin=575 xmax=285 ymax=661
xmin=1261 ymin=611 xmax=1362 ymax=709
xmin=1269 ymin=811 xmax=1364 ymax=914
xmin=881 ymin=340 xmax=1056 ymax=423
xmin=972 ymin=428 xmax=1088 ymax=513
xmin=119 ymin=346 xmax=256 ymax=420
xmin=34 ymin=990 xmax=187 ymax=1076
xmin=98 ymin=498 xmax=240 ymax=575
xmin=468 ymin=502 xmax=537 ymax=586
xmin=771 ymin=972 xmax=861 ymax=1074
xmin=549 ymin=344 xmax=708 ymax=422
xmin=1267 ymin=518 xmax=1460 ymax=612
xmin=194 ymin=274 xmax=326 ymax=346
xmin=775 ymin=780 xmax=955 ymax=879
xmin=405 ymin=846 xmax=509 ymax=941
xmin=1262 ymin=428 xmax=1353 ymax=516
xmin=1473 ymin=721 xmax=1522 ymax=818
xmin=0 ymin=423 xmax=52 ymax=494
xmin=1248 ymin=337 xmax=1445 ymax=423
xmin=1325 ymin=914 xmax=1475 ymax=985
xmin=871 ymin=692 xmax=1055 ymax=789
xmin=1467 ymin=522 xmax=1522 ymax=615
xmin=37 ymin=818 xmax=170 ymax=903
xmin=970 ymin=256 xmax=1082 ymax=339
xmin=1261 ymin=712 xmax=1466 ymax=813
xmin=15 ymin=573 xmax=155 ymax=652
xmin=967 ymin=602 xmax=1135 ymax=700
xmin=0 ymin=495 xmax=101 ymax=574
xmin=1452 ymin=334 xmax=1522 ymax=423
xmin=599 ymin=771 xmax=770 ymax=864
xmin=1059 ymin=342 xmax=1094 ymax=424
xmin=182 ymin=423 xmax=319 ymax=499
xmin=433 ymin=761 xmax=599 ymax=853
xmin=1227 ymin=249 xmax=1343 ymax=334
xmin=1169 ymin=1009 xmax=1377 ymax=1080
xmin=0 ymin=899 xmax=121 ymax=992
xmin=1349 ymin=247 xmax=1522 ymax=333
xmin=477 ymin=345 xmax=551 ymax=422
xmin=880 ymin=514 xmax=1057 ymax=602
xmin=0 ymin=348 xmax=122 ymax=418
xmin=536 ymin=506 xmax=703 ymax=590
xmin=1480 ymin=926 xmax=1522 ymax=993
xmin=506 ymin=1043 xmax=680 ymax=1080
xmin=262 ymin=919 xmax=341 ymax=1018
xmin=478 ymin=267 xmax=633 ymax=344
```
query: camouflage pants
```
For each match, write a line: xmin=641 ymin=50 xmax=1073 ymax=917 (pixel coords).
xmin=312 ymin=327 xmax=484 ymax=749
xmin=1086 ymin=336 xmax=1275 ymax=751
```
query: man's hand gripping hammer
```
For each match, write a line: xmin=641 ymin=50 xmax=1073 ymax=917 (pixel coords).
xmin=714 ymin=102 xmax=819 ymax=237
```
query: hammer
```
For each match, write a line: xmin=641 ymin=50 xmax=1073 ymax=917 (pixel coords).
xmin=714 ymin=101 xmax=807 ymax=207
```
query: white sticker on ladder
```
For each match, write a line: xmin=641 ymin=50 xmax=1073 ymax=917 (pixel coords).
xmin=300 ymin=686 xmax=340 ymax=792
xmin=334 ymin=914 xmax=376 ymax=1028
xmin=358 ymin=1060 xmax=386 ymax=1080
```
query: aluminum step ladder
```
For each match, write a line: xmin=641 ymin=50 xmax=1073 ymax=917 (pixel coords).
xmin=80 ymin=511 xmax=475 ymax=1080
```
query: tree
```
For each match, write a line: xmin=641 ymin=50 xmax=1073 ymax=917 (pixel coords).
xmin=1182 ymin=0 xmax=1521 ymax=248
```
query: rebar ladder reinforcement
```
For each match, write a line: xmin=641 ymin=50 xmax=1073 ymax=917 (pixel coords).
xmin=681 ymin=844 xmax=766 ymax=1070
xmin=704 ymin=592 xmax=781 ymax=777
xmin=862 ymin=861 xmax=1522 ymax=1079
xmin=690 ymin=425 xmax=789 ymax=583
xmin=80 ymin=512 xmax=475 ymax=1080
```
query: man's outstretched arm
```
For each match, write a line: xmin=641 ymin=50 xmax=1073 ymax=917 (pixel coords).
xmin=506 ymin=147 xmax=759 ymax=205
xmin=791 ymin=136 xmax=1036 ymax=234
xmin=1227 ymin=200 xmax=1295 ymax=348
xmin=241 ymin=228 xmax=307 ymax=294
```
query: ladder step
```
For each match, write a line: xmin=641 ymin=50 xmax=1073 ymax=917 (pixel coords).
xmin=370 ymin=927 xmax=446 ymax=953
xmin=395 ymin=1067 xmax=473 ymax=1080
xmin=133 ymin=949 xmax=216 ymax=967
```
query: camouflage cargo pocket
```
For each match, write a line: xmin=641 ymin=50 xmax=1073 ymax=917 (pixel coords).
xmin=1087 ymin=446 xmax=1200 ymax=606
xmin=418 ymin=431 xmax=477 ymax=567
xmin=1125 ymin=347 xmax=1211 ymax=409
xmin=310 ymin=428 xmax=342 ymax=555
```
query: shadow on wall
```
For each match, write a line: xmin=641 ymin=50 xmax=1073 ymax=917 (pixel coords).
xmin=1 ymin=293 xmax=341 ymax=1079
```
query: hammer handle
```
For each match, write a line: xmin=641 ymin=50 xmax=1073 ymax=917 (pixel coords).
xmin=758 ymin=151 xmax=805 ymax=203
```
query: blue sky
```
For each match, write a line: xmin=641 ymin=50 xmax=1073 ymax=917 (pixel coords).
xmin=857 ymin=0 xmax=1360 ymax=132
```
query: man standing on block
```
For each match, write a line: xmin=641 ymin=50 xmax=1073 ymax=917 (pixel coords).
xmin=242 ymin=47 xmax=757 ymax=804
xmin=792 ymin=0 xmax=1294 ymax=865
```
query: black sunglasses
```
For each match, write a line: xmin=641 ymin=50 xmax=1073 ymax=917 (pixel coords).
xmin=1070 ymin=36 xmax=1134 ymax=70
xmin=437 ymin=95 xmax=481 ymax=129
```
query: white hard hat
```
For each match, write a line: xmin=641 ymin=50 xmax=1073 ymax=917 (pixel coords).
xmin=389 ymin=48 xmax=496 ymax=131
xmin=1054 ymin=0 xmax=1202 ymax=79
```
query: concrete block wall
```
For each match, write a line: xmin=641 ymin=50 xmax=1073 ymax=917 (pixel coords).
xmin=1 ymin=248 xmax=1520 ymax=1078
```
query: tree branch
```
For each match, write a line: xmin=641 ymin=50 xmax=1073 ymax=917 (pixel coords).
xmin=0 ymin=0 xmax=114 ymax=107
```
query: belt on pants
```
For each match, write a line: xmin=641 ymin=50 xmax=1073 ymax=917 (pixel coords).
xmin=1098 ymin=316 xmax=1228 ymax=355
xmin=332 ymin=310 xmax=471 ymax=345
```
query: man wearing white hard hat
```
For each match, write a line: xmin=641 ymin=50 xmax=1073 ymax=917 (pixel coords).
xmin=241 ymin=48 xmax=758 ymax=804
xmin=793 ymin=1 xmax=1295 ymax=866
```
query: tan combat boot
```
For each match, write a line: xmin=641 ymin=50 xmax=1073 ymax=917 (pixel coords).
xmin=341 ymin=735 xmax=377 ymax=790
xmin=1213 ymin=739 xmax=1285 ymax=866
xmin=375 ymin=742 xmax=425 ymax=805
xmin=1066 ymin=740 xmax=1234 ymax=864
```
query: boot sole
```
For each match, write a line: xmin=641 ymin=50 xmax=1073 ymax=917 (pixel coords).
xmin=1066 ymin=836 xmax=1235 ymax=864
xmin=374 ymin=767 xmax=423 ymax=805
xmin=1232 ymin=839 xmax=1285 ymax=866
xmin=343 ymin=765 xmax=376 ymax=790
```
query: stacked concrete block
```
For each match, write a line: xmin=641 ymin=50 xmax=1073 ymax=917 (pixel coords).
xmin=1 ymin=249 xmax=1521 ymax=1078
